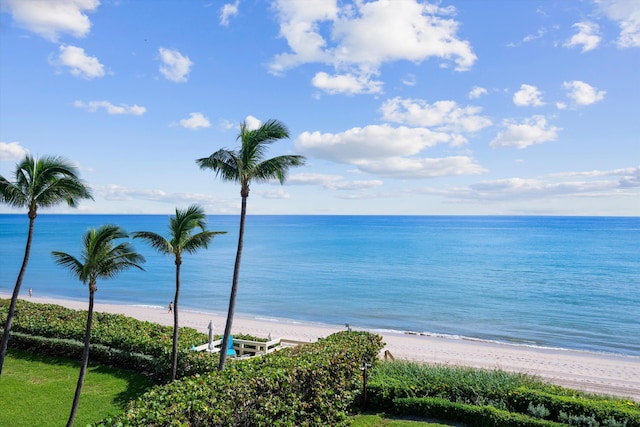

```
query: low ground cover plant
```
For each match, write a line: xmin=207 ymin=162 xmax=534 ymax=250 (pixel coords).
xmin=367 ymin=360 xmax=639 ymax=427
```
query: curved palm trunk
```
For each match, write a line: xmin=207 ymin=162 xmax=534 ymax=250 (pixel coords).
xmin=67 ymin=286 xmax=95 ymax=427
xmin=0 ymin=213 xmax=36 ymax=375
xmin=171 ymin=262 xmax=181 ymax=381
xmin=218 ymin=195 xmax=247 ymax=371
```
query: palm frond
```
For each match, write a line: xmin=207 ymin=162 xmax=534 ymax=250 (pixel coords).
xmin=0 ymin=154 xmax=93 ymax=210
xmin=196 ymin=149 xmax=241 ymax=183
xmin=253 ymin=155 xmax=307 ymax=184
xmin=51 ymin=252 xmax=86 ymax=283
xmin=132 ymin=231 xmax=173 ymax=254
xmin=52 ymin=225 xmax=145 ymax=286
xmin=182 ymin=230 xmax=226 ymax=254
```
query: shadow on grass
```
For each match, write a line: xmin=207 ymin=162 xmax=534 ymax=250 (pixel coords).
xmin=90 ymin=363 xmax=154 ymax=408
xmin=8 ymin=348 xmax=153 ymax=409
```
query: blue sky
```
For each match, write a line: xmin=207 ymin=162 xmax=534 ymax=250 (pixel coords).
xmin=1 ymin=0 xmax=638 ymax=216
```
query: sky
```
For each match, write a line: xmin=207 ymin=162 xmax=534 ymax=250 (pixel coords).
xmin=0 ymin=0 xmax=638 ymax=216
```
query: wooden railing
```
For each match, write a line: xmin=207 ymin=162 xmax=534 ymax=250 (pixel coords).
xmin=192 ymin=337 xmax=287 ymax=357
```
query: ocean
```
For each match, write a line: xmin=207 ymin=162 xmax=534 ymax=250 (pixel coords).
xmin=1 ymin=214 xmax=639 ymax=356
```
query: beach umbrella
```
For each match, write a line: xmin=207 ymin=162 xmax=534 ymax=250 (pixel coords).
xmin=208 ymin=320 xmax=214 ymax=351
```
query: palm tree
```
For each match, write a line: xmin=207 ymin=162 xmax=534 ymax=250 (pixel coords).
xmin=133 ymin=205 xmax=226 ymax=381
xmin=0 ymin=155 xmax=93 ymax=374
xmin=196 ymin=119 xmax=305 ymax=370
xmin=52 ymin=225 xmax=145 ymax=427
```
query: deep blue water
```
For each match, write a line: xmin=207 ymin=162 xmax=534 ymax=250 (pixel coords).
xmin=1 ymin=214 xmax=639 ymax=356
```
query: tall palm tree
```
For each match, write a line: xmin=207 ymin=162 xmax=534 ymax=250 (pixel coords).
xmin=52 ymin=225 xmax=145 ymax=427
xmin=196 ymin=119 xmax=305 ymax=370
xmin=133 ymin=205 xmax=226 ymax=381
xmin=0 ymin=155 xmax=93 ymax=374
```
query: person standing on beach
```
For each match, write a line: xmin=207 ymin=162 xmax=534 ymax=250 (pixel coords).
xmin=28 ymin=288 xmax=32 ymax=297
xmin=168 ymin=301 xmax=173 ymax=313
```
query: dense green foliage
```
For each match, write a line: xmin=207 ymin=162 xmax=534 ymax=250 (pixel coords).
xmin=4 ymin=299 xmax=638 ymax=426
xmin=367 ymin=360 xmax=639 ymax=427
xmin=94 ymin=331 xmax=383 ymax=426
xmin=0 ymin=299 xmax=261 ymax=380
xmin=0 ymin=349 xmax=152 ymax=427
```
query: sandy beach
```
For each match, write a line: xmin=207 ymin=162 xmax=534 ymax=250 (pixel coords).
xmin=3 ymin=293 xmax=639 ymax=402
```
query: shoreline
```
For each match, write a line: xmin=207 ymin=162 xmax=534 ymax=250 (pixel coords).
xmin=2 ymin=293 xmax=639 ymax=402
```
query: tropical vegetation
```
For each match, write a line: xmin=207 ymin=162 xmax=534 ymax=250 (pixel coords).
xmin=133 ymin=204 xmax=226 ymax=381
xmin=0 ymin=154 xmax=93 ymax=374
xmin=196 ymin=118 xmax=306 ymax=370
xmin=1 ymin=300 xmax=638 ymax=426
xmin=51 ymin=225 xmax=145 ymax=427
xmin=366 ymin=360 xmax=639 ymax=427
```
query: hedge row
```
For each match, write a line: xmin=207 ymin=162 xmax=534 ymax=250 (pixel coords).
xmin=7 ymin=331 xmax=159 ymax=374
xmin=0 ymin=299 xmax=206 ymax=358
xmin=366 ymin=360 xmax=639 ymax=427
xmin=94 ymin=331 xmax=385 ymax=427
xmin=0 ymin=298 xmax=264 ymax=381
xmin=394 ymin=397 xmax=566 ymax=427
xmin=507 ymin=388 xmax=639 ymax=427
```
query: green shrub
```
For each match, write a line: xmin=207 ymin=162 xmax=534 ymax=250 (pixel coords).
xmin=94 ymin=331 xmax=385 ymax=426
xmin=508 ymin=389 xmax=640 ymax=427
xmin=528 ymin=402 xmax=551 ymax=419
xmin=0 ymin=299 xmax=207 ymax=358
xmin=366 ymin=360 xmax=639 ymax=427
xmin=0 ymin=299 xmax=267 ymax=381
xmin=394 ymin=397 xmax=566 ymax=427
xmin=366 ymin=360 xmax=542 ymax=410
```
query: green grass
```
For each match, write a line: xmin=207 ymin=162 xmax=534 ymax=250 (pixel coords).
xmin=351 ymin=414 xmax=457 ymax=426
xmin=0 ymin=349 xmax=154 ymax=427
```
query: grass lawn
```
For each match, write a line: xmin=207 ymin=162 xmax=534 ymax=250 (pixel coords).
xmin=0 ymin=349 xmax=154 ymax=427
xmin=351 ymin=414 xmax=459 ymax=426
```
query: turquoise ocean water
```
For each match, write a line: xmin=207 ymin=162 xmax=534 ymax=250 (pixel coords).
xmin=1 ymin=214 xmax=639 ymax=356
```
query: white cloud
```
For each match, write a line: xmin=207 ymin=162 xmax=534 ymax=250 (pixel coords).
xmin=245 ymin=115 xmax=262 ymax=130
xmin=74 ymin=100 xmax=146 ymax=115
xmin=594 ymin=0 xmax=640 ymax=47
xmin=296 ymin=124 xmax=450 ymax=163
xmin=295 ymin=124 xmax=486 ymax=179
xmin=380 ymin=97 xmax=492 ymax=134
xmin=490 ymin=115 xmax=561 ymax=149
xmin=0 ymin=141 xmax=29 ymax=161
xmin=220 ymin=0 xmax=239 ymax=26
xmin=51 ymin=45 xmax=104 ymax=79
xmin=507 ymin=28 xmax=546 ymax=47
xmin=287 ymin=173 xmax=383 ymax=190
xmin=467 ymin=178 xmax=614 ymax=199
xmin=179 ymin=112 xmax=211 ymax=129
xmin=549 ymin=166 xmax=639 ymax=179
xmin=260 ymin=188 xmax=290 ymax=199
xmin=270 ymin=0 xmax=476 ymax=94
xmin=513 ymin=84 xmax=545 ymax=107
xmin=416 ymin=166 xmax=639 ymax=204
xmin=468 ymin=86 xmax=487 ymax=99
xmin=356 ymin=156 xmax=486 ymax=179
xmin=311 ymin=71 xmax=383 ymax=95
xmin=402 ymin=73 xmax=417 ymax=87
xmin=158 ymin=48 xmax=193 ymax=82
xmin=1 ymin=0 xmax=99 ymax=42
xmin=564 ymin=22 xmax=601 ymax=52
xmin=461 ymin=167 xmax=639 ymax=200
xmin=562 ymin=80 xmax=606 ymax=106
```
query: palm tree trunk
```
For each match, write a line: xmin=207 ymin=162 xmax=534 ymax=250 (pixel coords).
xmin=67 ymin=287 xmax=95 ymax=427
xmin=171 ymin=262 xmax=181 ymax=381
xmin=218 ymin=195 xmax=247 ymax=371
xmin=0 ymin=214 xmax=35 ymax=375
